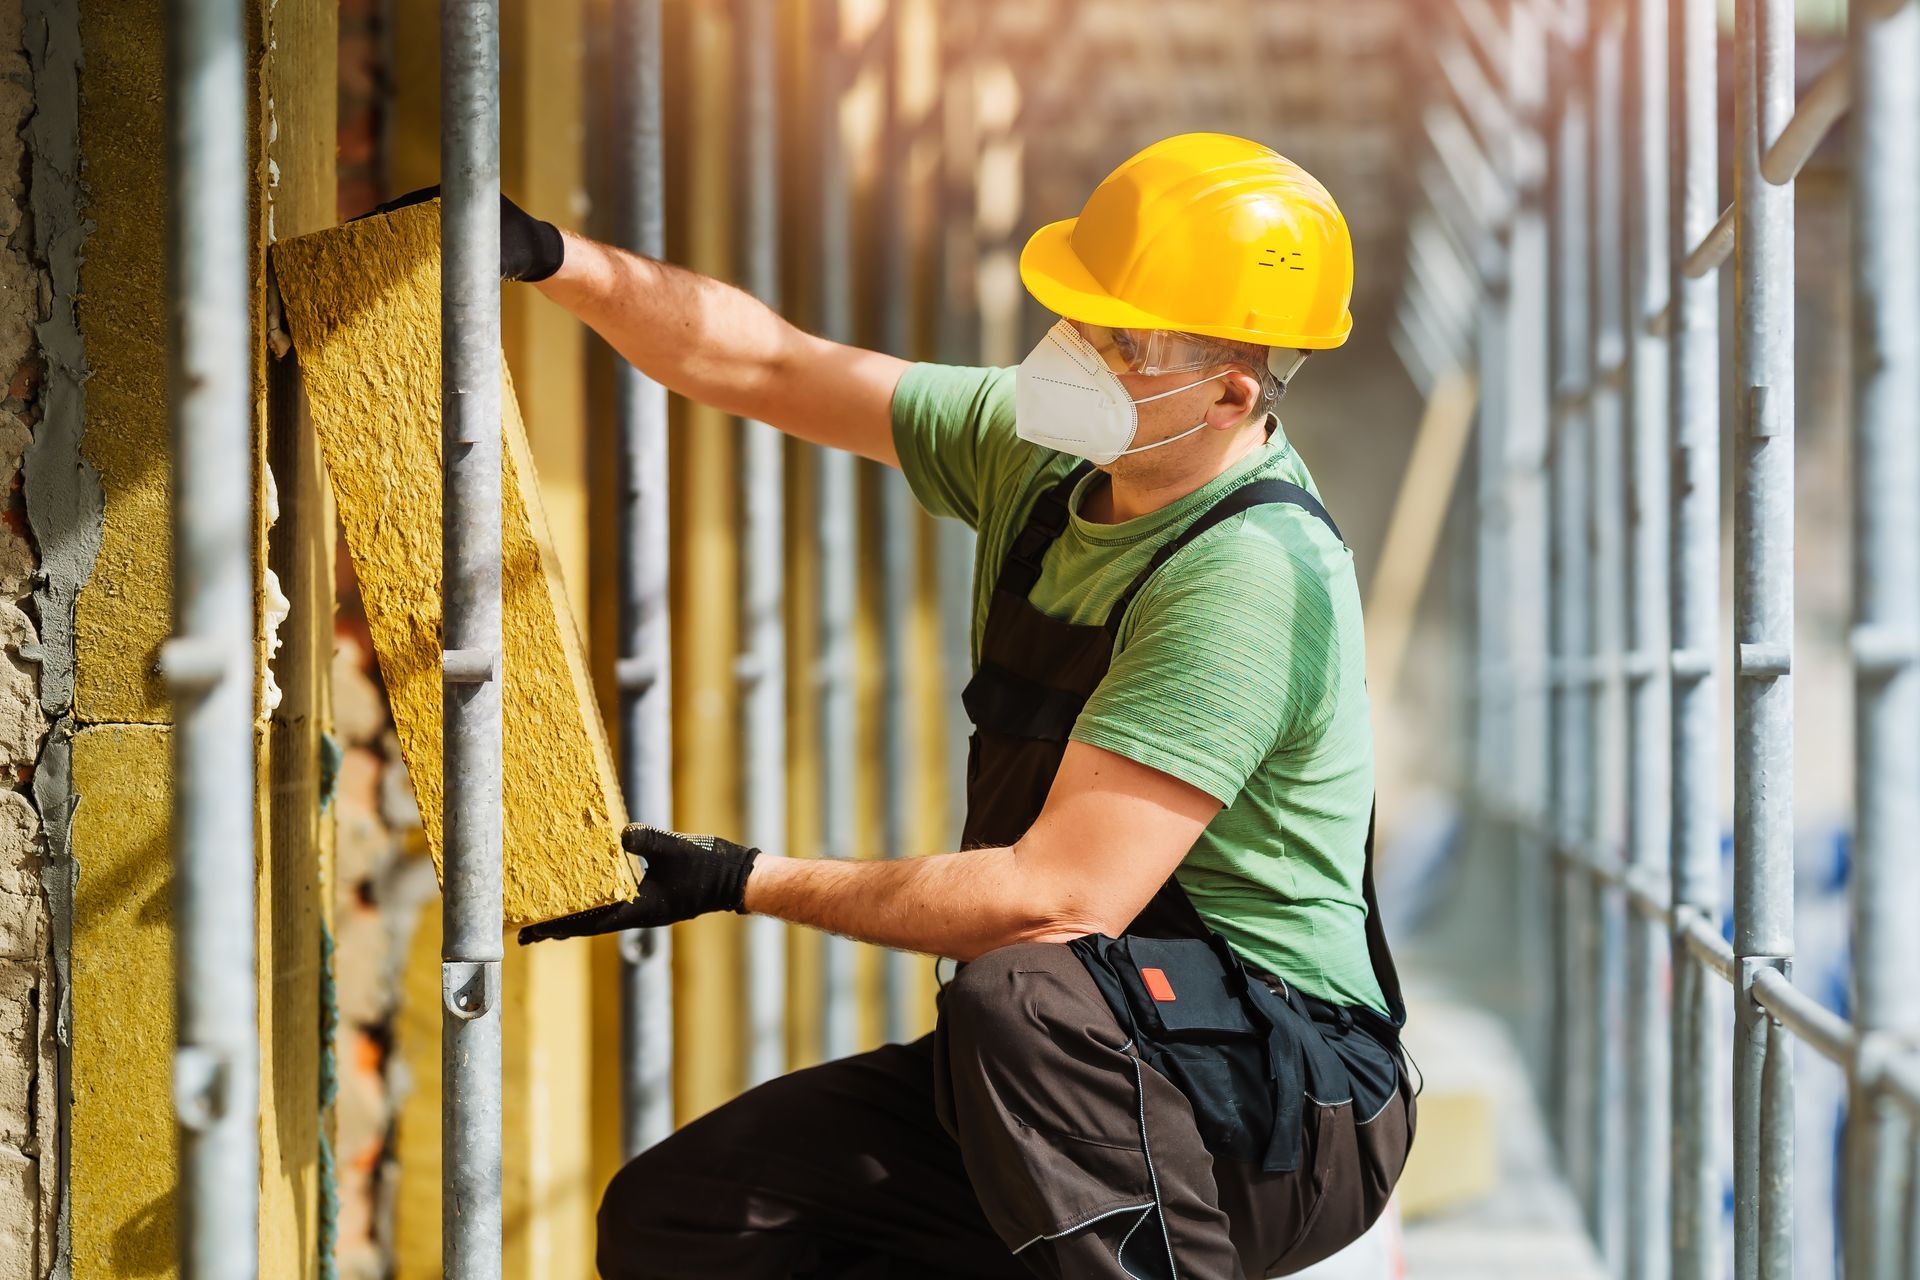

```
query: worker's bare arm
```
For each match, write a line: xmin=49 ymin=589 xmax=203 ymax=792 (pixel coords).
xmin=537 ymin=229 xmax=908 ymax=465
xmin=742 ymin=742 xmax=1221 ymax=960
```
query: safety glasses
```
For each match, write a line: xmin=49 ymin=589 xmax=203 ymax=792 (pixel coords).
xmin=1066 ymin=319 xmax=1308 ymax=390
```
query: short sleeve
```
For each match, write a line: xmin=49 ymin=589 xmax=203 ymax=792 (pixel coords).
xmin=1071 ymin=523 xmax=1341 ymax=806
xmin=889 ymin=363 xmax=1018 ymax=528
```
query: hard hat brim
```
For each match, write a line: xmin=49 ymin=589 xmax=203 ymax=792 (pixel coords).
xmin=1018 ymin=217 xmax=1353 ymax=351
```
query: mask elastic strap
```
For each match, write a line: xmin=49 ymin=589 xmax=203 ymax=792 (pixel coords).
xmin=1113 ymin=417 xmax=1213 ymax=457
xmin=1130 ymin=369 xmax=1229 ymax=405
xmin=1111 ymin=370 xmax=1232 ymax=457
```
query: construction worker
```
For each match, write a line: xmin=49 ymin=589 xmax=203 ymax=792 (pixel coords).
xmin=465 ymin=132 xmax=1413 ymax=1277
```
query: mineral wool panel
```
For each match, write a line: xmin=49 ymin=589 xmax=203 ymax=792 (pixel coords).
xmin=273 ymin=202 xmax=635 ymax=924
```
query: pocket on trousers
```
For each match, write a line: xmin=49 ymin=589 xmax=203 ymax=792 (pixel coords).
xmin=1264 ymin=1101 xmax=1348 ymax=1276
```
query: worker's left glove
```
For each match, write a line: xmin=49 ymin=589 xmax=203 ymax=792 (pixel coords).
xmin=360 ymin=186 xmax=566 ymax=282
xmin=516 ymin=824 xmax=760 ymax=945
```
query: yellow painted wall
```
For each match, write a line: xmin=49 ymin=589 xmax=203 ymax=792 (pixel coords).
xmin=67 ymin=0 xmax=334 ymax=1274
xmin=65 ymin=725 xmax=175 ymax=1276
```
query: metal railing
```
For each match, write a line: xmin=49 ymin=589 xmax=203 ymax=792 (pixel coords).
xmin=1406 ymin=0 xmax=1920 ymax=1276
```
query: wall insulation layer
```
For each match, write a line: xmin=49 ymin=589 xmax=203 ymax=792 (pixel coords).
xmin=273 ymin=202 xmax=634 ymax=925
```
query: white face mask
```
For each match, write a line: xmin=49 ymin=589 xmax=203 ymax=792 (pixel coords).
xmin=1014 ymin=320 xmax=1229 ymax=465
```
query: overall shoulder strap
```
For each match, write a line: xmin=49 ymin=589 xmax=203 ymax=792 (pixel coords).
xmin=993 ymin=460 xmax=1095 ymax=598
xmin=1105 ymin=478 xmax=1343 ymax=630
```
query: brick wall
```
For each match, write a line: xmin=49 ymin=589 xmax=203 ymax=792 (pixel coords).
xmin=330 ymin=5 xmax=419 ymax=1274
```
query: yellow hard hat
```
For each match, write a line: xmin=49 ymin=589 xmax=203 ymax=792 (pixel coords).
xmin=1019 ymin=133 xmax=1354 ymax=350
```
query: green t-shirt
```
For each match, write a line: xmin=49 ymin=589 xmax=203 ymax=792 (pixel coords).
xmin=893 ymin=363 xmax=1385 ymax=1012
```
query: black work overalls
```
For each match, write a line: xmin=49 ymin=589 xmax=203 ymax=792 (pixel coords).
xmin=594 ymin=461 xmax=1416 ymax=1280
xmin=952 ymin=458 xmax=1414 ymax=1274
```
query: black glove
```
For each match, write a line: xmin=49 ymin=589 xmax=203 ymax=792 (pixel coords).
xmin=517 ymin=825 xmax=760 ymax=945
xmin=362 ymin=186 xmax=565 ymax=282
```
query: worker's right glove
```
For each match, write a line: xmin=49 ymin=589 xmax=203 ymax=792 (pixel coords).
xmin=363 ymin=186 xmax=565 ymax=282
xmin=516 ymin=824 xmax=760 ymax=945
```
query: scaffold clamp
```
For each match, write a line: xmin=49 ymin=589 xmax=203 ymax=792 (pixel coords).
xmin=443 ymin=960 xmax=500 ymax=1022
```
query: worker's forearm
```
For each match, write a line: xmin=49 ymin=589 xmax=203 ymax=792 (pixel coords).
xmin=535 ymin=229 xmax=799 ymax=425
xmin=741 ymin=846 xmax=1102 ymax=962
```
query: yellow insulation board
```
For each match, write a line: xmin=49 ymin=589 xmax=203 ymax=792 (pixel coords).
xmin=273 ymin=203 xmax=634 ymax=923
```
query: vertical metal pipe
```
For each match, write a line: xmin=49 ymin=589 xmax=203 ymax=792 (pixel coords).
xmin=1584 ymin=9 xmax=1627 ymax=1259
xmin=932 ymin=3 xmax=978 ymax=850
xmin=1755 ymin=1018 xmax=1794 ymax=1280
xmin=735 ymin=0 xmax=788 ymax=1088
xmin=1844 ymin=0 xmax=1920 ymax=1272
xmin=814 ymin=0 xmax=860 ymax=1063
xmin=1547 ymin=0 xmax=1594 ymax=1188
xmin=165 ymin=0 xmax=258 ymax=1271
xmin=1622 ymin=0 xmax=1673 ymax=1272
xmin=439 ymin=0 xmax=504 ymax=1273
xmin=612 ymin=0 xmax=675 ymax=1154
xmin=1666 ymin=0 xmax=1722 ymax=1276
xmin=877 ymin=0 xmax=920 ymax=1045
xmin=1730 ymin=2 xmax=1795 ymax=1278
xmin=1503 ymin=0 xmax=1557 ymax=1088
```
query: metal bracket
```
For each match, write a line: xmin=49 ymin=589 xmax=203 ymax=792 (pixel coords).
xmin=442 ymin=960 xmax=500 ymax=1022
xmin=615 ymin=655 xmax=660 ymax=695
xmin=1736 ymin=642 xmax=1791 ymax=680
xmin=1746 ymin=385 xmax=1786 ymax=440
xmin=1670 ymin=647 xmax=1714 ymax=681
xmin=1739 ymin=954 xmax=1793 ymax=1028
xmin=1851 ymin=624 xmax=1919 ymax=678
xmin=442 ymin=647 xmax=498 ymax=685
xmin=159 ymin=636 xmax=232 ymax=697
xmin=173 ymin=1045 xmax=232 ymax=1131
xmin=1621 ymin=650 xmax=1665 ymax=682
xmin=617 ymin=927 xmax=656 ymax=967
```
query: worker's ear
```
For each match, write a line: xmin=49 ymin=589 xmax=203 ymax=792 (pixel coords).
xmin=1208 ymin=368 xmax=1263 ymax=430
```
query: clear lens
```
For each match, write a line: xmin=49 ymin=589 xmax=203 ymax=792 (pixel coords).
xmin=1065 ymin=319 xmax=1256 ymax=378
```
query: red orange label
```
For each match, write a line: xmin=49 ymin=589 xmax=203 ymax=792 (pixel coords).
xmin=1140 ymin=967 xmax=1177 ymax=1003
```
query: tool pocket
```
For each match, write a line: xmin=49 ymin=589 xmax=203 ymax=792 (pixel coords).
xmin=1071 ymin=933 xmax=1299 ymax=1170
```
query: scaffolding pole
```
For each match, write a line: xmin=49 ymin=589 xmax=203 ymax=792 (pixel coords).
xmin=1844 ymin=0 xmax=1920 ymax=1274
xmin=1500 ymin=0 xmax=1556 ymax=1088
xmin=1546 ymin=0 xmax=1595 ymax=1192
xmin=1665 ymin=0 xmax=1722 ymax=1276
xmin=735 ymin=0 xmax=789 ymax=1088
xmin=1620 ymin=0 xmax=1672 ymax=1274
xmin=164 ymin=0 xmax=258 ymax=1271
xmin=1730 ymin=3 xmax=1795 ymax=1279
xmin=439 ymin=0 xmax=504 ymax=1274
xmin=613 ymin=0 xmax=675 ymax=1154
xmin=933 ymin=2 xmax=978 ymax=849
xmin=878 ymin=0 xmax=920 ymax=1045
xmin=815 ymin=0 xmax=860 ymax=1063
xmin=1583 ymin=9 xmax=1627 ymax=1259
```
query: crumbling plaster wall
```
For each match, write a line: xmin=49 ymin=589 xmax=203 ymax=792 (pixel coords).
xmin=2 ymin=0 xmax=83 ymax=1273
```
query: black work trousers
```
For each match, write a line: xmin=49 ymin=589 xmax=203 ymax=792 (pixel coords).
xmin=597 ymin=943 xmax=1413 ymax=1280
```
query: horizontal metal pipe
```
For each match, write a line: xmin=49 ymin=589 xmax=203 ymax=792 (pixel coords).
xmin=1749 ymin=965 xmax=1855 ymax=1066
xmin=1678 ymin=911 xmax=1736 ymax=984
xmin=1439 ymin=34 xmax=1519 ymax=159
xmin=1666 ymin=53 xmax=1845 ymax=283
xmin=1427 ymin=102 xmax=1515 ymax=232
xmin=1759 ymin=50 xmax=1850 ymax=184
